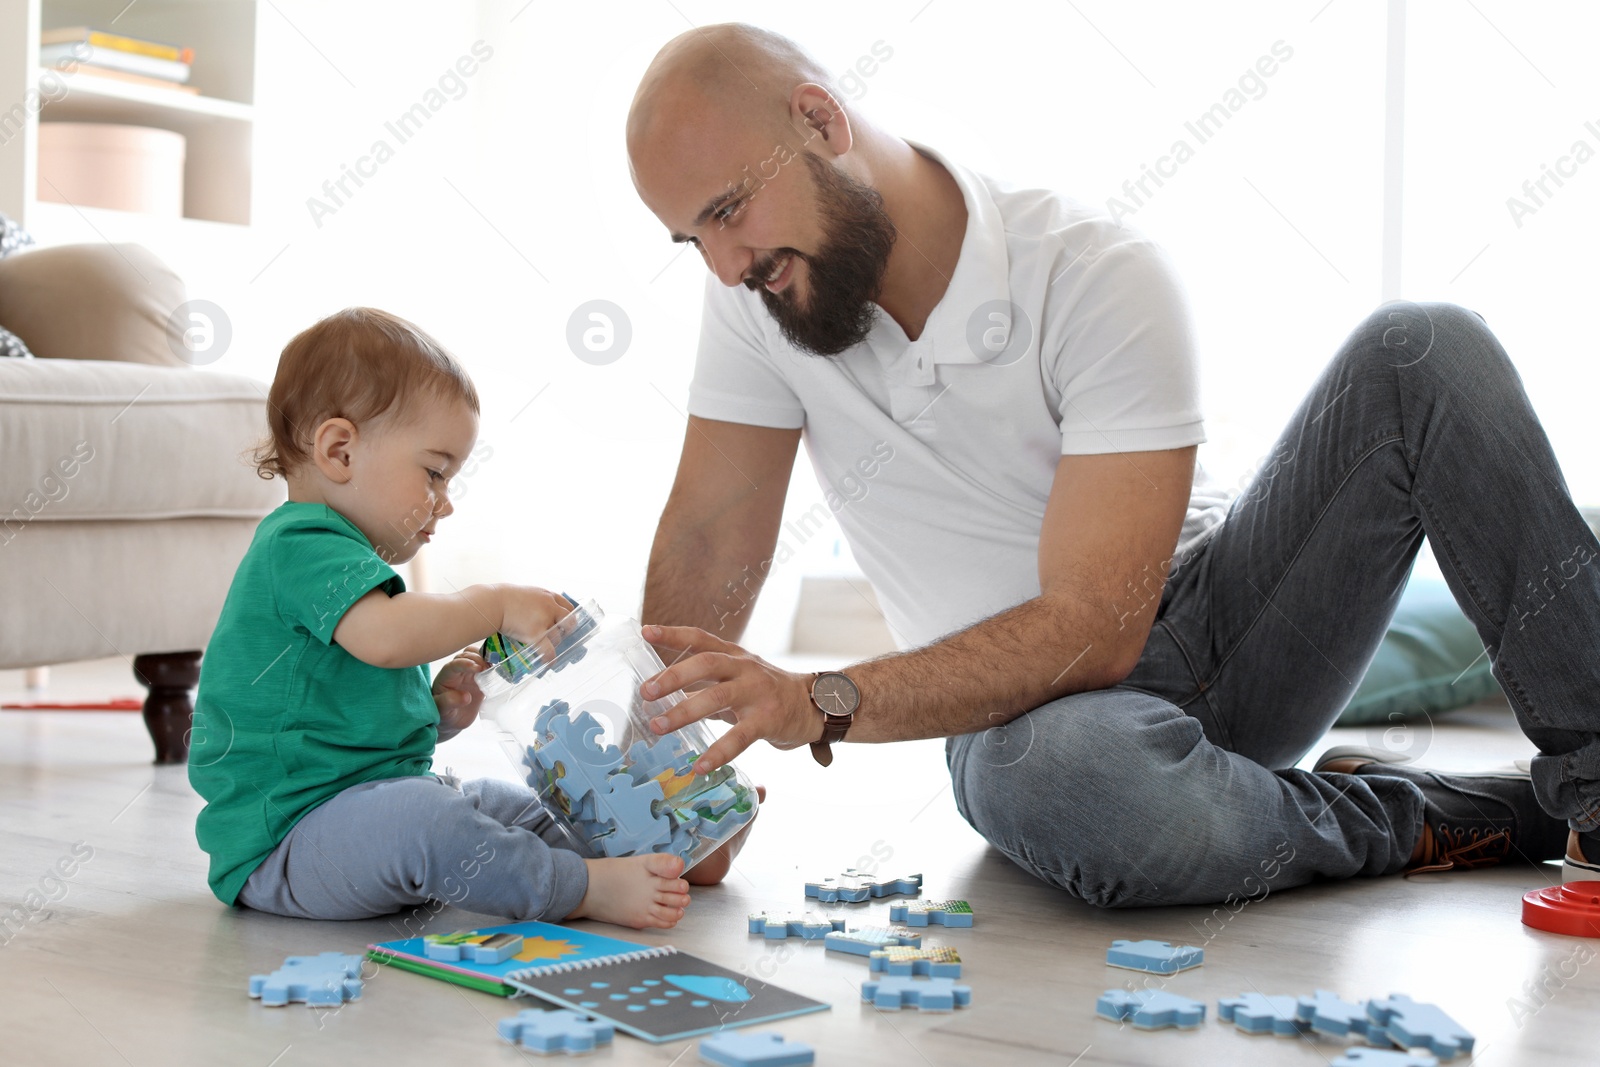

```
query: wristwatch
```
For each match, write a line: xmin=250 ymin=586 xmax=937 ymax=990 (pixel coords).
xmin=808 ymin=671 xmax=860 ymax=767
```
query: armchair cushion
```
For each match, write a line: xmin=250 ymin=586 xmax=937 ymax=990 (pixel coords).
xmin=0 ymin=358 xmax=281 ymax=522
xmin=0 ymin=243 xmax=187 ymax=367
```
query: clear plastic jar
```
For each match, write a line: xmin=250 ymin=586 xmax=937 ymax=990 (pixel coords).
xmin=476 ymin=600 xmax=759 ymax=873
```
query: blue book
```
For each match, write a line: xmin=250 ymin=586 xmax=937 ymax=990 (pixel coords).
xmin=368 ymin=920 xmax=648 ymax=996
xmin=370 ymin=920 xmax=828 ymax=1042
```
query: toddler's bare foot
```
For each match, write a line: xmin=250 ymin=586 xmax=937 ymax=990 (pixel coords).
xmin=686 ymin=785 xmax=766 ymax=886
xmin=568 ymin=853 xmax=689 ymax=929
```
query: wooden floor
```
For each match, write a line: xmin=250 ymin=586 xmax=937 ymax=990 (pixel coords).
xmin=2 ymin=657 xmax=1593 ymax=1066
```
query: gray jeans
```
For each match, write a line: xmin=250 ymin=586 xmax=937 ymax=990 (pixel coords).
xmin=238 ymin=775 xmax=588 ymax=922
xmin=948 ymin=302 xmax=1600 ymax=907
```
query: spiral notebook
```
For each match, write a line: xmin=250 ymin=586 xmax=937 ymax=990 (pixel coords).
xmin=369 ymin=921 xmax=827 ymax=1042
xmin=503 ymin=944 xmax=828 ymax=1043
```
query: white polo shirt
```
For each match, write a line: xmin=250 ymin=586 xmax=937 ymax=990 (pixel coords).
xmin=687 ymin=142 xmax=1227 ymax=649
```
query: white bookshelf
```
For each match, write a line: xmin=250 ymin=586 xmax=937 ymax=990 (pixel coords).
xmin=0 ymin=0 xmax=258 ymax=236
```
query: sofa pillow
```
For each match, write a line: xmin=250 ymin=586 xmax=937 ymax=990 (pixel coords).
xmin=0 ymin=211 xmax=32 ymax=258
xmin=0 ymin=213 xmax=35 ymax=357
xmin=0 ymin=243 xmax=187 ymax=367
xmin=0 ymin=325 xmax=32 ymax=358
xmin=1337 ymin=576 xmax=1500 ymax=725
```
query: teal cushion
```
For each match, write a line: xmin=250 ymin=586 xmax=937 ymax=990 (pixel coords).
xmin=1337 ymin=577 xmax=1499 ymax=726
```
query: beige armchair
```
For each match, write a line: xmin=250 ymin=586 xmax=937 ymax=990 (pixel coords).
xmin=0 ymin=242 xmax=282 ymax=762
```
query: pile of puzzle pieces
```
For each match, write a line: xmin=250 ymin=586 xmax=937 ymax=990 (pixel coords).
xmin=484 ymin=600 xmax=757 ymax=866
xmin=1220 ymin=991 xmax=1471 ymax=1060
xmin=751 ymin=878 xmax=980 ymax=1017
xmin=1090 ymin=937 xmax=1472 ymax=1063
xmin=522 ymin=703 xmax=755 ymax=862
xmin=1209 ymin=991 xmax=1472 ymax=1062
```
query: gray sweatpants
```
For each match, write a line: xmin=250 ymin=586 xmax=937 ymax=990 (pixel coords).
xmin=237 ymin=775 xmax=589 ymax=921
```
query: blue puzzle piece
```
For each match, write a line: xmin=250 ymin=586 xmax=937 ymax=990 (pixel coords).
xmin=748 ymin=912 xmax=847 ymax=941
xmin=702 ymin=802 xmax=755 ymax=839
xmin=533 ymin=698 xmax=571 ymax=734
xmin=1297 ymin=990 xmax=1378 ymax=1040
xmin=248 ymin=953 xmax=364 ymax=1008
xmin=545 ymin=710 xmax=622 ymax=772
xmin=1336 ymin=1050 xmax=1439 ymax=1067
xmin=861 ymin=975 xmax=972 ymax=1012
xmin=1366 ymin=995 xmax=1474 ymax=1060
xmin=594 ymin=775 xmax=671 ymax=857
xmin=805 ymin=875 xmax=871 ymax=903
xmin=1095 ymin=989 xmax=1206 ymax=1031
xmin=573 ymin=789 xmax=602 ymax=823
xmin=625 ymin=735 xmax=697 ymax=782
xmin=868 ymin=946 xmax=961 ymax=978
xmin=539 ymin=711 xmax=624 ymax=806
xmin=823 ymin=926 xmax=922 ymax=956
xmin=423 ymin=932 xmax=523 ymax=964
xmin=547 ymin=594 xmax=596 ymax=658
xmin=498 ymin=1008 xmax=614 ymax=1054
xmin=658 ymin=820 xmax=699 ymax=860
xmin=1218 ymin=993 xmax=1303 ymax=1036
xmin=689 ymin=781 xmax=748 ymax=820
xmin=889 ymin=900 xmax=973 ymax=927
xmin=699 ymin=1030 xmax=816 ymax=1067
xmin=1106 ymin=939 xmax=1203 ymax=974
xmin=842 ymin=868 xmax=922 ymax=899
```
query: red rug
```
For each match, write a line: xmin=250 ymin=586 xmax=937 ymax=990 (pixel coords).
xmin=2 ymin=698 xmax=142 ymax=711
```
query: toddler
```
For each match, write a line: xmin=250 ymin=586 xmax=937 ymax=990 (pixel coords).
xmin=189 ymin=307 xmax=696 ymax=927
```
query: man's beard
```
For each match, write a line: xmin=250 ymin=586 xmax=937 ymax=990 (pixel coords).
xmin=748 ymin=152 xmax=897 ymax=357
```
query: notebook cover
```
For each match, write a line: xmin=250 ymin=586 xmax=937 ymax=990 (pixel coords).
xmin=506 ymin=945 xmax=828 ymax=1042
xmin=367 ymin=920 xmax=649 ymax=993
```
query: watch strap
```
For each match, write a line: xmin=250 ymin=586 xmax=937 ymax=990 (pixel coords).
xmin=818 ymin=713 xmax=852 ymax=745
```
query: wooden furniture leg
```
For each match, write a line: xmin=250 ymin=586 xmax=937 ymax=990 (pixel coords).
xmin=134 ymin=651 xmax=201 ymax=765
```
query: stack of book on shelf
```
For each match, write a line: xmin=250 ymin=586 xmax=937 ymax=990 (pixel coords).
xmin=40 ymin=27 xmax=199 ymax=95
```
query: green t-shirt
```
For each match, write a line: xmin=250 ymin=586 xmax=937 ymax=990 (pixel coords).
xmin=189 ymin=501 xmax=437 ymax=905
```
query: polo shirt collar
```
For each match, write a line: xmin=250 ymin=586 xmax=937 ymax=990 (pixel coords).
xmin=868 ymin=140 xmax=1012 ymax=381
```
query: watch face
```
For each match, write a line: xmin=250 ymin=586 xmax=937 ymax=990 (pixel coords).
xmin=812 ymin=672 xmax=860 ymax=717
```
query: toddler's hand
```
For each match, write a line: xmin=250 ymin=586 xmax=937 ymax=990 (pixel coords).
xmin=433 ymin=650 xmax=489 ymax=741
xmin=498 ymin=587 xmax=577 ymax=664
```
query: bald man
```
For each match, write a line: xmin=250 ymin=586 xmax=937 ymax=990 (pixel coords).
xmin=626 ymin=23 xmax=1599 ymax=907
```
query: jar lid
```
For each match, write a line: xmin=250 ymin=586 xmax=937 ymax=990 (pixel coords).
xmin=1522 ymin=880 xmax=1600 ymax=937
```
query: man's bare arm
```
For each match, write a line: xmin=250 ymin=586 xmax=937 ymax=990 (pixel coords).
xmin=843 ymin=446 xmax=1195 ymax=740
xmin=643 ymin=446 xmax=1196 ymax=769
xmin=642 ymin=416 xmax=802 ymax=641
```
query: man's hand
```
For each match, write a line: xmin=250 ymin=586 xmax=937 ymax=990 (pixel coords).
xmin=433 ymin=650 xmax=490 ymax=742
xmin=640 ymin=625 xmax=820 ymax=774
